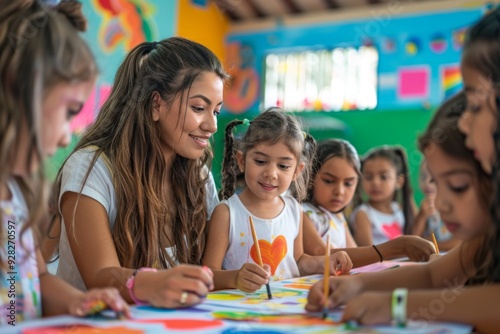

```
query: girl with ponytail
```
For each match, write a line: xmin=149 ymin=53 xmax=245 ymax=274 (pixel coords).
xmin=50 ymin=36 xmax=229 ymax=308
xmin=203 ymin=108 xmax=352 ymax=292
xmin=350 ymin=146 xmax=415 ymax=246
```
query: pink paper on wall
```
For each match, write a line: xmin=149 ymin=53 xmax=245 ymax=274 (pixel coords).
xmin=69 ymin=84 xmax=113 ymax=134
xmin=98 ymin=84 xmax=112 ymax=108
xmin=397 ymin=66 xmax=430 ymax=99
xmin=70 ymin=88 xmax=96 ymax=134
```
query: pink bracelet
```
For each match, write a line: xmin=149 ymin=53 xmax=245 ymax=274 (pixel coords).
xmin=125 ymin=267 xmax=157 ymax=305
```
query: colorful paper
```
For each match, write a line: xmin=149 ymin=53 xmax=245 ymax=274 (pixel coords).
xmin=6 ymin=275 xmax=472 ymax=334
xmin=441 ymin=64 xmax=462 ymax=100
xmin=398 ymin=66 xmax=430 ymax=99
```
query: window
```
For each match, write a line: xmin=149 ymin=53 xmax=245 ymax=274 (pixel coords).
xmin=263 ymin=46 xmax=378 ymax=112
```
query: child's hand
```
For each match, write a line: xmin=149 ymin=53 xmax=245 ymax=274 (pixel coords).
xmin=330 ymin=251 xmax=353 ymax=275
xmin=395 ymin=235 xmax=436 ymax=261
xmin=419 ymin=195 xmax=436 ymax=218
xmin=305 ymin=276 xmax=363 ymax=312
xmin=235 ymin=263 xmax=270 ymax=293
xmin=70 ymin=287 xmax=130 ymax=318
xmin=341 ymin=291 xmax=392 ymax=325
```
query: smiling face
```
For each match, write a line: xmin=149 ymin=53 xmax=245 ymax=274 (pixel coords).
xmin=361 ymin=157 xmax=402 ymax=203
xmin=458 ymin=64 xmax=497 ymax=174
xmin=313 ymin=157 xmax=358 ymax=213
xmin=153 ymin=71 xmax=224 ymax=160
xmin=237 ymin=141 xmax=303 ymax=202
xmin=424 ymin=143 xmax=490 ymax=240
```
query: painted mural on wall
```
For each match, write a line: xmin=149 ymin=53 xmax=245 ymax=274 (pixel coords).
xmin=92 ymin=0 xmax=156 ymax=53
xmin=226 ymin=6 xmax=486 ymax=112
xmin=224 ymin=42 xmax=260 ymax=114
xmin=71 ymin=0 xmax=176 ymax=134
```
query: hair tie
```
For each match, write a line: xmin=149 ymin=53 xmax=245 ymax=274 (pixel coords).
xmin=242 ymin=118 xmax=250 ymax=126
xmin=303 ymin=131 xmax=307 ymax=139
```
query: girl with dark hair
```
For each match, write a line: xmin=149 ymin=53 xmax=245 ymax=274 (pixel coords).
xmin=203 ymin=109 xmax=352 ymax=292
xmin=302 ymin=139 xmax=435 ymax=266
xmin=350 ymin=146 xmax=415 ymax=246
xmin=458 ymin=6 xmax=500 ymax=285
xmin=306 ymin=91 xmax=498 ymax=332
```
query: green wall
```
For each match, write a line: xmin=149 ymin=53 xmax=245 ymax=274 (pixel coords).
xmin=48 ymin=107 xmax=435 ymax=206
xmin=211 ymin=107 xmax=435 ymax=205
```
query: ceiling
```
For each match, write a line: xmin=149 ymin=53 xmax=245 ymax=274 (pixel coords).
xmin=214 ymin=0 xmax=451 ymax=23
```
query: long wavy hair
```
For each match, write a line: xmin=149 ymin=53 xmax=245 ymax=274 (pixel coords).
xmin=460 ymin=7 xmax=500 ymax=283
xmin=0 ymin=0 xmax=95 ymax=268
xmin=50 ymin=37 xmax=229 ymax=269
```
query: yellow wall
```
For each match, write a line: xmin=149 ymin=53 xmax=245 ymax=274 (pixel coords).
xmin=176 ymin=0 xmax=229 ymax=63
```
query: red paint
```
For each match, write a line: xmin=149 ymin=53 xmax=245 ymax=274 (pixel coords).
xmin=137 ymin=318 xmax=223 ymax=330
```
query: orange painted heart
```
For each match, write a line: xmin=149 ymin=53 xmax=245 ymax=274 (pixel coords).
xmin=250 ymin=235 xmax=287 ymax=275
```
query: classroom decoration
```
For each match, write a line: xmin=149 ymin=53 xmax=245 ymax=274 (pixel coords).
xmin=92 ymin=0 xmax=156 ymax=53
xmin=191 ymin=0 xmax=209 ymax=7
xmin=440 ymin=64 xmax=462 ymax=100
xmin=452 ymin=27 xmax=467 ymax=50
xmin=224 ymin=42 xmax=260 ymax=114
xmin=404 ymin=37 xmax=421 ymax=56
xmin=429 ymin=33 xmax=448 ymax=54
xmin=71 ymin=90 xmax=96 ymax=134
xmin=381 ymin=37 xmax=396 ymax=54
xmin=70 ymin=84 xmax=112 ymax=134
xmin=397 ymin=66 xmax=430 ymax=100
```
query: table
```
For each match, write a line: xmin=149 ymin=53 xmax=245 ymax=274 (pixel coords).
xmin=3 ymin=269 xmax=472 ymax=334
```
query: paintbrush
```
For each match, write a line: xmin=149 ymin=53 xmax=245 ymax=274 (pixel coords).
xmin=249 ymin=216 xmax=272 ymax=299
xmin=322 ymin=235 xmax=331 ymax=319
xmin=431 ymin=233 xmax=440 ymax=254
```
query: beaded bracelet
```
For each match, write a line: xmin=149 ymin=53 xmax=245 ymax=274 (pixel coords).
xmin=372 ymin=244 xmax=383 ymax=262
xmin=392 ymin=288 xmax=408 ymax=328
xmin=125 ymin=267 xmax=157 ymax=305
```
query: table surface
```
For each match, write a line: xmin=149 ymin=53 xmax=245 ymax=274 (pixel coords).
xmin=3 ymin=263 xmax=473 ymax=334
